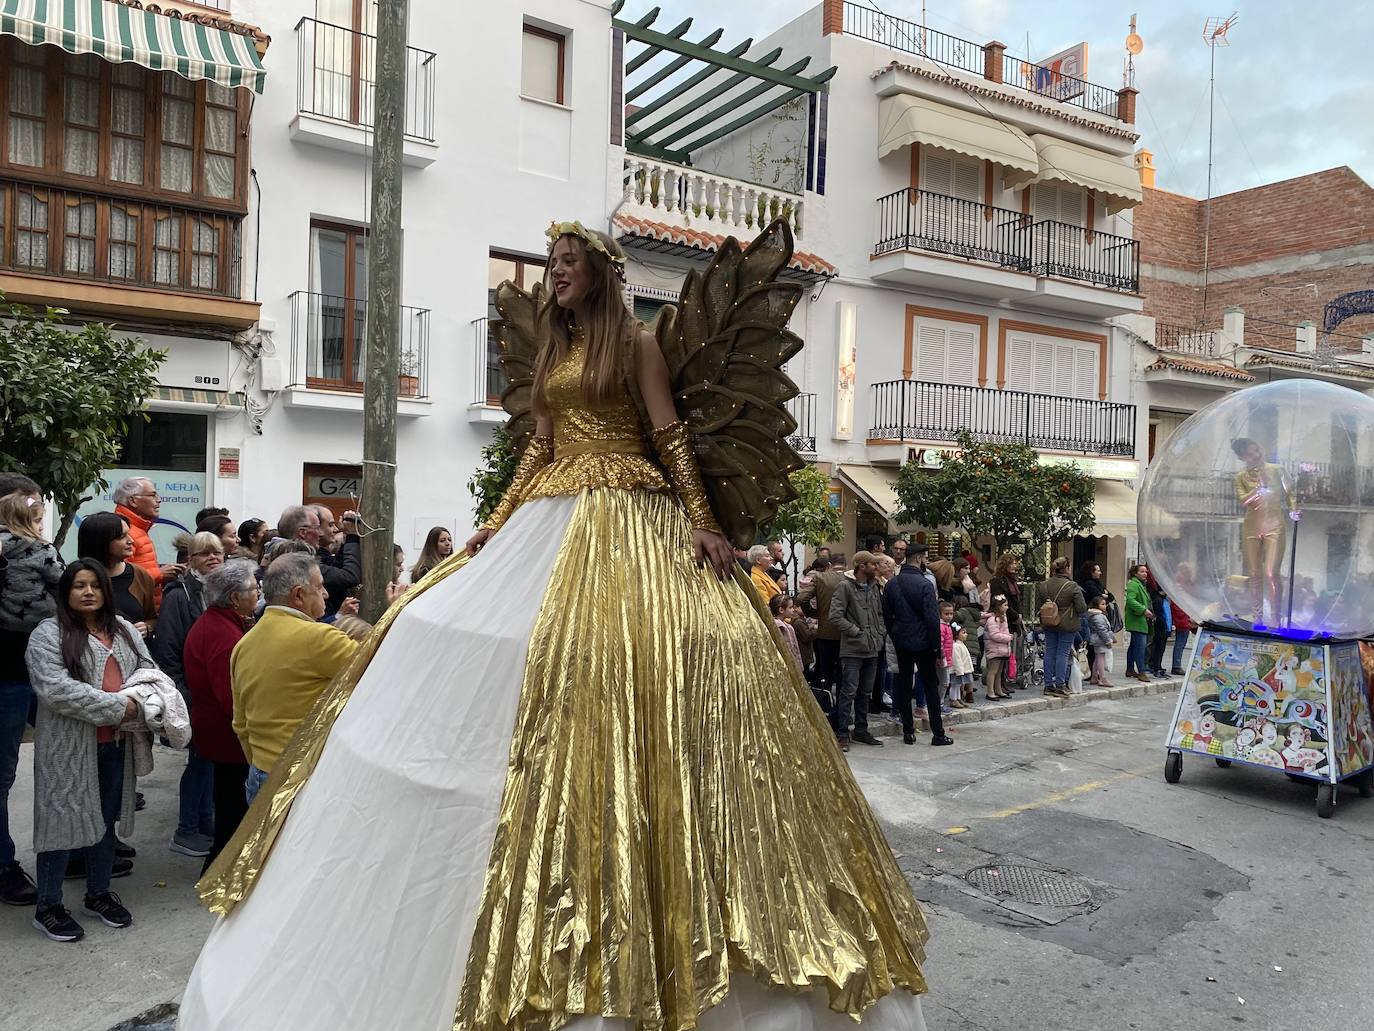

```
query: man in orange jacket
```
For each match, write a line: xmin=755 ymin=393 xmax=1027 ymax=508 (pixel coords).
xmin=113 ymin=476 xmax=184 ymax=610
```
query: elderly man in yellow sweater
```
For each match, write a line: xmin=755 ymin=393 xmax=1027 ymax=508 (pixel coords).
xmin=232 ymin=553 xmax=358 ymax=804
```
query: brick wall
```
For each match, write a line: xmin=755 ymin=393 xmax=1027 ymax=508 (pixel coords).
xmin=1136 ymin=166 xmax=1374 ymax=348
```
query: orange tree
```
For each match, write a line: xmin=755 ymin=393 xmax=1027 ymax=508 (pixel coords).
xmin=892 ymin=430 xmax=1096 ymax=578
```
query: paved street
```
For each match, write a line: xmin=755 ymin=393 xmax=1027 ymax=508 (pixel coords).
xmin=3 ymin=688 xmax=1371 ymax=1031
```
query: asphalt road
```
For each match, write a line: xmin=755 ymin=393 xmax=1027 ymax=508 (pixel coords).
xmin=2 ymin=689 xmax=1371 ymax=1031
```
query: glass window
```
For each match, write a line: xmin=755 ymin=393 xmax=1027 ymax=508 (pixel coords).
xmin=8 ymin=57 xmax=47 ymax=167
xmin=191 ymin=218 xmax=219 ymax=290
xmin=63 ymin=200 xmax=97 ymax=275
xmin=108 ymin=205 xmax=139 ymax=280
xmin=15 ymin=188 xmax=49 ymax=270
xmin=111 ymin=63 xmax=146 ymax=185
xmin=160 ymin=74 xmax=195 ymax=192
xmin=153 ymin=213 xmax=183 ymax=285
xmin=521 ymin=26 xmax=564 ymax=104
xmin=203 ymin=96 xmax=237 ymax=199
xmin=62 ymin=56 xmax=100 ymax=177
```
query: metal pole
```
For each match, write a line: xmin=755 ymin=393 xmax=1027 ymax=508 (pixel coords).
xmin=360 ymin=0 xmax=408 ymax=623
xmin=1201 ymin=41 xmax=1215 ymax=325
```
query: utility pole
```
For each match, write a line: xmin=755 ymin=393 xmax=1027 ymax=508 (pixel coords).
xmin=360 ymin=0 xmax=409 ymax=623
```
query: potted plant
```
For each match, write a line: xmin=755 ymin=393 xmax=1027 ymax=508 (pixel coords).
xmin=398 ymin=349 xmax=420 ymax=397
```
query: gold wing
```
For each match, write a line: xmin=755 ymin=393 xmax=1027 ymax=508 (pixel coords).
xmin=491 ymin=280 xmax=546 ymax=455
xmin=654 ymin=219 xmax=806 ymax=549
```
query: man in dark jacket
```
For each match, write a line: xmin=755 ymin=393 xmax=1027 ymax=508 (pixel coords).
xmin=278 ymin=505 xmax=362 ymax=618
xmin=796 ymin=561 xmax=846 ymax=704
xmin=827 ymin=551 xmax=885 ymax=751
xmin=883 ymin=550 xmax=954 ymax=747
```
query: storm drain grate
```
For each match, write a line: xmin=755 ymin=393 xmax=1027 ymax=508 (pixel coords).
xmin=965 ymin=864 xmax=1092 ymax=907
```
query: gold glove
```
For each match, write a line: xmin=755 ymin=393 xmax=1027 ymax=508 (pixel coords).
xmin=482 ymin=435 xmax=553 ymax=532
xmin=651 ymin=421 xmax=722 ymax=534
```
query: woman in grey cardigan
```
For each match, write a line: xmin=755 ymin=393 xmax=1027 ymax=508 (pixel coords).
xmin=26 ymin=559 xmax=147 ymax=943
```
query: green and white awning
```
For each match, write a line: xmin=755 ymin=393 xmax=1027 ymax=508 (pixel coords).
xmin=0 ymin=0 xmax=266 ymax=93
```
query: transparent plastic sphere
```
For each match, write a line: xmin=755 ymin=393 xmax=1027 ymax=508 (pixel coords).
xmin=1138 ymin=380 xmax=1374 ymax=639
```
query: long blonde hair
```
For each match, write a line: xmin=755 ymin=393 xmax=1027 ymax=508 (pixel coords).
xmin=531 ymin=229 xmax=634 ymax=416
xmin=0 ymin=492 xmax=45 ymax=541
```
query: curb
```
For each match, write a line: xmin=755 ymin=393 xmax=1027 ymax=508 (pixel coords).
xmin=868 ymin=676 xmax=1182 ymax=737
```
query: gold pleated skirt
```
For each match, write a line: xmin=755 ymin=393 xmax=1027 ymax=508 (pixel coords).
xmin=199 ymin=488 xmax=928 ymax=1030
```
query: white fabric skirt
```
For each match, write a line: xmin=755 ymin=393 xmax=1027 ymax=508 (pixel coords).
xmin=179 ymin=496 xmax=925 ymax=1031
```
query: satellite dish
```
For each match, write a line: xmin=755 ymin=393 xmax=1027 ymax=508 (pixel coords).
xmin=1126 ymin=32 xmax=1144 ymax=54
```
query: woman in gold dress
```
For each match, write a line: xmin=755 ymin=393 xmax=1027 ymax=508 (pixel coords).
xmin=179 ymin=223 xmax=930 ymax=1030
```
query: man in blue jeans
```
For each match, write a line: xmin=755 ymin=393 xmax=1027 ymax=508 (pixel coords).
xmin=1034 ymin=557 xmax=1087 ymax=698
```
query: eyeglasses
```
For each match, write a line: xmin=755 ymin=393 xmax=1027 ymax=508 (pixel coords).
xmin=133 ymin=492 xmax=161 ymax=501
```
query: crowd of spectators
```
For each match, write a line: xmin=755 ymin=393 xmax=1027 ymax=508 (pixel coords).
xmin=0 ymin=473 xmax=424 ymax=943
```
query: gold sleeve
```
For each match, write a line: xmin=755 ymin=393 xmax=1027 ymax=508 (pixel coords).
xmin=482 ymin=435 xmax=554 ymax=532
xmin=650 ymin=421 xmax=722 ymax=534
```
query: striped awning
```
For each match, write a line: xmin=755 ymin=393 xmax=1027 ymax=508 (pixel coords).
xmin=0 ymin=0 xmax=266 ymax=93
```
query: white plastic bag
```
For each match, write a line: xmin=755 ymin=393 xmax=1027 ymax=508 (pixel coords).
xmin=1102 ymin=647 xmax=1115 ymax=675
xmin=1068 ymin=652 xmax=1084 ymax=694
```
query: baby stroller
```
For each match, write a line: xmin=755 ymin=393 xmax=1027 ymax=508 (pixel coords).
xmin=1022 ymin=627 xmax=1047 ymax=688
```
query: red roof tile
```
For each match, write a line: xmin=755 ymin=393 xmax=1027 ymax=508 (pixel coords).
xmin=613 ymin=214 xmax=836 ymax=277
xmin=1147 ymin=354 xmax=1255 ymax=382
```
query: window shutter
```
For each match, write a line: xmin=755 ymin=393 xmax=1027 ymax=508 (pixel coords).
xmin=1032 ymin=339 xmax=1055 ymax=393
xmin=634 ymin=296 xmax=668 ymax=325
xmin=947 ymin=326 xmax=978 ymax=385
xmin=922 ymin=151 xmax=954 ymax=195
xmin=952 ymin=156 xmax=981 ymax=202
xmin=1053 ymin=342 xmax=1076 ymax=396
xmin=917 ymin=323 xmax=947 ymax=382
xmin=1073 ymin=342 xmax=1099 ymax=398
xmin=1034 ymin=182 xmax=1084 ymax=226
xmin=1007 ymin=333 xmax=1034 ymax=388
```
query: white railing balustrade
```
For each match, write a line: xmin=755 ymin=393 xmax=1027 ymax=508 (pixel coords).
xmin=622 ymin=155 xmax=804 ymax=240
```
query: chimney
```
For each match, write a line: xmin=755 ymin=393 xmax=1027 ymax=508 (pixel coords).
xmin=983 ymin=41 xmax=1006 ymax=83
xmin=822 ymin=0 xmax=843 ymax=35
xmin=1134 ymin=148 xmax=1156 ymax=190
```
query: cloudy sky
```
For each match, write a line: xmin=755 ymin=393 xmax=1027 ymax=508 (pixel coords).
xmin=640 ymin=0 xmax=1372 ymax=197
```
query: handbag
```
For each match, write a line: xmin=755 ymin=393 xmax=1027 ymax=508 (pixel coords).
xmin=1007 ymin=650 xmax=1017 ymax=680
xmin=1161 ymin=598 xmax=1174 ymax=633
xmin=1068 ymin=655 xmax=1084 ymax=694
xmin=1107 ymin=601 xmax=1124 ymax=634
xmin=1038 ymin=580 xmax=1073 ymax=628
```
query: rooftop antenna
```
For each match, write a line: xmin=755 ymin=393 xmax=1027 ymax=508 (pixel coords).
xmin=1201 ymin=13 xmax=1237 ymax=328
xmin=1123 ymin=14 xmax=1143 ymax=88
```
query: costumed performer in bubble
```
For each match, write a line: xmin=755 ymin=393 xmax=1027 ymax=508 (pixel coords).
xmin=178 ymin=220 xmax=931 ymax=1031
xmin=1230 ymin=436 xmax=1300 ymax=626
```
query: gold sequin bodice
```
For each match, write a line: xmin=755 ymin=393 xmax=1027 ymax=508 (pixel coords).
xmin=523 ymin=335 xmax=670 ymax=501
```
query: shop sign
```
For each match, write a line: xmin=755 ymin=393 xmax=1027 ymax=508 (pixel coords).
xmin=1038 ymin=454 xmax=1140 ymax=480
xmin=906 ymin=447 xmax=950 ymax=469
xmin=217 ymin=447 xmax=240 ymax=479
xmin=61 ymin=468 xmax=207 ymax=563
xmin=826 ymin=485 xmax=843 ymax=512
xmin=307 ymin=475 xmax=361 ymax=500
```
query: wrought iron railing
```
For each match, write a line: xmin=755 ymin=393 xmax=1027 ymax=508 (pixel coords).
xmin=472 ymin=316 xmax=507 ymax=405
xmin=839 ymin=1 xmax=1126 ymax=121
xmin=288 ymin=291 xmax=430 ymax=399
xmin=1029 ymin=221 xmax=1139 ymax=292
xmin=840 ymin=3 xmax=984 ymax=76
xmin=874 ymin=193 xmax=1140 ymax=292
xmin=786 ymin=392 xmax=816 ymax=454
xmin=874 ymin=188 xmax=1030 ymax=270
xmin=1155 ymin=323 xmax=1220 ymax=358
xmin=870 ymin=380 xmax=1135 ymax=457
xmin=1001 ymin=53 xmax=1119 ymax=116
xmin=0 ymin=177 xmax=241 ymax=298
xmin=295 ymin=17 xmax=437 ymax=142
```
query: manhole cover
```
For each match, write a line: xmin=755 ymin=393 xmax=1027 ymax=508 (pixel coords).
xmin=965 ymin=864 xmax=1092 ymax=907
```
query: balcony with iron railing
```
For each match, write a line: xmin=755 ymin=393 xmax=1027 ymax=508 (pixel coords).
xmin=873 ymin=189 xmax=1140 ymax=294
xmin=287 ymin=291 xmax=430 ymax=402
xmin=869 ymin=380 xmax=1136 ymax=457
xmin=466 ymin=315 xmax=510 ymax=423
xmin=839 ymin=1 xmax=1134 ymax=123
xmin=1155 ymin=323 xmax=1221 ymax=359
xmin=292 ymin=17 xmax=438 ymax=163
xmin=785 ymin=392 xmax=816 ymax=454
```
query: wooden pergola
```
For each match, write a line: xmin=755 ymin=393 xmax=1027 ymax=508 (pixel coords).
xmin=612 ymin=2 xmax=837 ymax=167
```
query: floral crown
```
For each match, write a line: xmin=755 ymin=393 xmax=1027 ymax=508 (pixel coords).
xmin=546 ymin=220 xmax=627 ymax=280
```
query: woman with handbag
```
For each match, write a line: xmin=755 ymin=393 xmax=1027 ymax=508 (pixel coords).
xmin=1034 ymin=557 xmax=1086 ymax=699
